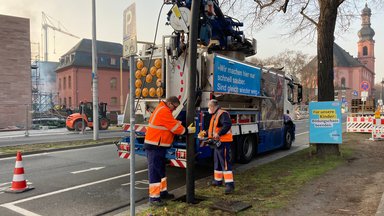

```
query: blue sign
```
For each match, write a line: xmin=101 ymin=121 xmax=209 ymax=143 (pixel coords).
xmin=213 ymin=55 xmax=261 ymax=97
xmin=352 ymin=90 xmax=358 ymax=96
xmin=309 ymin=101 xmax=342 ymax=144
xmin=360 ymin=81 xmax=370 ymax=91
xmin=341 ymin=97 xmax=346 ymax=103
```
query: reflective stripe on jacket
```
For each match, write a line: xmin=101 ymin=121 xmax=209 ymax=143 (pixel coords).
xmin=144 ymin=101 xmax=185 ymax=147
xmin=208 ymin=109 xmax=233 ymax=142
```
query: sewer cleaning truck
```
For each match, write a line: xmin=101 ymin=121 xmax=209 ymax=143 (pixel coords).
xmin=118 ymin=0 xmax=302 ymax=167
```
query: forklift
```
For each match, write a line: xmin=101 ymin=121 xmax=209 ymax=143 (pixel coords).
xmin=66 ymin=102 xmax=110 ymax=131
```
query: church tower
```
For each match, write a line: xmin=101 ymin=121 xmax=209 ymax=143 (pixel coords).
xmin=357 ymin=3 xmax=375 ymax=72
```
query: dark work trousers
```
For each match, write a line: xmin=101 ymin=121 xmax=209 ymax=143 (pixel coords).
xmin=213 ymin=142 xmax=234 ymax=186
xmin=145 ymin=144 xmax=168 ymax=202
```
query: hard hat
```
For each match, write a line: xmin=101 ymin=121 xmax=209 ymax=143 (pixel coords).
xmin=135 ymin=70 xmax=142 ymax=79
xmin=135 ymin=79 xmax=142 ymax=88
xmin=142 ymin=88 xmax=149 ymax=97
xmin=150 ymin=66 xmax=157 ymax=76
xmin=146 ymin=74 xmax=153 ymax=83
xmin=156 ymin=87 xmax=164 ymax=97
xmin=149 ymin=87 xmax=156 ymax=97
xmin=137 ymin=60 xmax=144 ymax=70
xmin=156 ymin=79 xmax=162 ymax=87
xmin=135 ymin=88 xmax=141 ymax=97
xmin=154 ymin=59 xmax=162 ymax=69
xmin=140 ymin=67 xmax=148 ymax=76
xmin=156 ymin=69 xmax=162 ymax=79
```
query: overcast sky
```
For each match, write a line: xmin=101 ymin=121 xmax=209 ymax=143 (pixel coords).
xmin=0 ymin=0 xmax=383 ymax=84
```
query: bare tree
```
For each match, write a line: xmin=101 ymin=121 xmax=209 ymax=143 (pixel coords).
xmin=220 ymin=0 xmax=381 ymax=156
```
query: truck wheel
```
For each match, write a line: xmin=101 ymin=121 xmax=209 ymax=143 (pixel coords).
xmin=237 ymin=134 xmax=256 ymax=164
xmin=74 ymin=120 xmax=85 ymax=131
xmin=99 ymin=118 xmax=109 ymax=130
xmin=283 ymin=126 xmax=293 ymax=150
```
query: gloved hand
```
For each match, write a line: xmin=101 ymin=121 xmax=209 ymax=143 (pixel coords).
xmin=198 ymin=130 xmax=206 ymax=139
xmin=187 ymin=123 xmax=196 ymax=134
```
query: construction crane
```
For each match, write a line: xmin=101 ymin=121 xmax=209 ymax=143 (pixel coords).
xmin=42 ymin=12 xmax=80 ymax=61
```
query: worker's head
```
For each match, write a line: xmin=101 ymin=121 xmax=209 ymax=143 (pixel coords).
xmin=165 ymin=96 xmax=180 ymax=111
xmin=208 ymin=99 xmax=219 ymax=114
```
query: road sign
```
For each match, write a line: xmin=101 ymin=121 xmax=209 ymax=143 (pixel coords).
xmin=361 ymin=91 xmax=368 ymax=97
xmin=352 ymin=90 xmax=358 ymax=96
xmin=342 ymin=97 xmax=346 ymax=103
xmin=360 ymin=81 xmax=370 ymax=91
xmin=123 ymin=3 xmax=137 ymax=57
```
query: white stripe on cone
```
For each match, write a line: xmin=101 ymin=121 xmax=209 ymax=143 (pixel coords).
xmin=15 ymin=161 xmax=23 ymax=168
xmin=12 ymin=174 xmax=25 ymax=182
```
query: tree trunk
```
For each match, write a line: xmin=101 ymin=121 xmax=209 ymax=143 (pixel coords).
xmin=316 ymin=0 xmax=340 ymax=156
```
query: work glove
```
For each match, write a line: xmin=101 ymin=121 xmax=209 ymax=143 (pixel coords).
xmin=198 ymin=130 xmax=206 ymax=139
xmin=187 ymin=123 xmax=196 ymax=134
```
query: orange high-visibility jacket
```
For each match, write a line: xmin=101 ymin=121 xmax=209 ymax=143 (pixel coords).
xmin=144 ymin=101 xmax=186 ymax=147
xmin=208 ymin=109 xmax=233 ymax=142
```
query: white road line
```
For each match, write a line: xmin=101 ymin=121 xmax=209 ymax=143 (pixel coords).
xmin=1 ymin=203 xmax=41 ymax=216
xmin=0 ymin=192 xmax=4 ymax=195
xmin=0 ymin=182 xmax=11 ymax=186
xmin=71 ymin=167 xmax=105 ymax=174
xmin=296 ymin=131 xmax=309 ymax=136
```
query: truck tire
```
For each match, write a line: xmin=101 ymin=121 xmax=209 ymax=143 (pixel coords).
xmin=99 ymin=118 xmax=109 ymax=130
xmin=74 ymin=120 xmax=85 ymax=131
xmin=237 ymin=134 xmax=256 ymax=164
xmin=282 ymin=125 xmax=293 ymax=150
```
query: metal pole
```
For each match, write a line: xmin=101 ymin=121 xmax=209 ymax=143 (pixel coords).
xmin=25 ymin=104 xmax=29 ymax=137
xmin=92 ymin=0 xmax=99 ymax=140
xmin=129 ymin=56 xmax=136 ymax=215
xmin=120 ymin=57 xmax=124 ymax=113
xmin=81 ymin=104 xmax=85 ymax=134
xmin=186 ymin=0 xmax=200 ymax=204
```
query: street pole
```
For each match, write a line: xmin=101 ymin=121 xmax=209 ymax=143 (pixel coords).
xmin=129 ymin=55 xmax=136 ymax=215
xmin=120 ymin=57 xmax=124 ymax=113
xmin=92 ymin=0 xmax=99 ymax=140
xmin=25 ymin=104 xmax=29 ymax=137
xmin=186 ymin=0 xmax=200 ymax=204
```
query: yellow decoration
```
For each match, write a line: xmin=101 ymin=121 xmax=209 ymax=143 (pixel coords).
xmin=150 ymin=66 xmax=157 ymax=76
xmin=142 ymin=88 xmax=149 ymax=97
xmin=149 ymin=88 xmax=156 ymax=97
xmin=135 ymin=79 xmax=142 ymax=88
xmin=137 ymin=60 xmax=144 ymax=70
xmin=156 ymin=87 xmax=164 ymax=97
xmin=156 ymin=69 xmax=162 ymax=79
xmin=140 ymin=67 xmax=148 ymax=76
xmin=135 ymin=88 xmax=141 ymax=97
xmin=156 ymin=79 xmax=162 ymax=87
xmin=135 ymin=70 xmax=142 ymax=79
xmin=154 ymin=59 xmax=162 ymax=69
xmin=146 ymin=74 xmax=153 ymax=83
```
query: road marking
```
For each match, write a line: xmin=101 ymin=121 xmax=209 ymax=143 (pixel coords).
xmin=296 ymin=131 xmax=309 ymax=136
xmin=0 ymin=168 xmax=148 ymax=215
xmin=122 ymin=180 xmax=149 ymax=189
xmin=71 ymin=167 xmax=105 ymax=174
xmin=1 ymin=203 xmax=41 ymax=216
xmin=0 ymin=182 xmax=11 ymax=186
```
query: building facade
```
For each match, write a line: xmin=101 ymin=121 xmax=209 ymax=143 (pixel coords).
xmin=301 ymin=4 xmax=375 ymax=107
xmin=56 ymin=39 xmax=130 ymax=113
xmin=0 ymin=15 xmax=31 ymax=129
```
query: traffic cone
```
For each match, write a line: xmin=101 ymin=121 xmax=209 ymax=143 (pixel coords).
xmin=5 ymin=151 xmax=34 ymax=193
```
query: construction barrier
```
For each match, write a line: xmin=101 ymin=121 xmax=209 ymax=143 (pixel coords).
xmin=5 ymin=151 xmax=34 ymax=193
xmin=117 ymin=141 xmax=130 ymax=159
xmin=346 ymin=116 xmax=373 ymax=133
xmin=372 ymin=118 xmax=384 ymax=140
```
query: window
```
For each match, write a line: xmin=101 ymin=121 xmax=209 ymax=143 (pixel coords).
xmin=68 ymin=76 xmax=72 ymax=88
xmin=59 ymin=78 xmax=61 ymax=90
xmin=64 ymin=97 xmax=67 ymax=106
xmin=341 ymin=78 xmax=346 ymax=88
xmin=69 ymin=97 xmax=72 ymax=108
xmin=111 ymin=57 xmax=116 ymax=65
xmin=110 ymin=77 xmax=117 ymax=90
xmin=111 ymin=97 xmax=118 ymax=105
xmin=63 ymin=77 xmax=66 ymax=90
xmin=363 ymin=46 xmax=368 ymax=56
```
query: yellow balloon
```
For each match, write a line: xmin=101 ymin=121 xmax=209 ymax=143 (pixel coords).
xmin=150 ymin=66 xmax=157 ymax=76
xmin=156 ymin=79 xmax=162 ymax=87
xmin=156 ymin=87 xmax=164 ymax=97
xmin=149 ymin=88 xmax=156 ymax=97
xmin=142 ymin=88 xmax=149 ymax=97
xmin=135 ymin=70 xmax=142 ymax=79
xmin=137 ymin=60 xmax=144 ymax=70
xmin=154 ymin=59 xmax=162 ymax=69
xmin=140 ymin=67 xmax=148 ymax=76
xmin=135 ymin=79 xmax=142 ymax=88
xmin=135 ymin=88 xmax=141 ymax=97
xmin=156 ymin=69 xmax=162 ymax=79
xmin=146 ymin=74 xmax=153 ymax=83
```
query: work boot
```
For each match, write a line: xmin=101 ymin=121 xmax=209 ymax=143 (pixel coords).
xmin=149 ymin=200 xmax=166 ymax=207
xmin=224 ymin=184 xmax=234 ymax=195
xmin=211 ymin=180 xmax=223 ymax=187
xmin=160 ymin=192 xmax=175 ymax=200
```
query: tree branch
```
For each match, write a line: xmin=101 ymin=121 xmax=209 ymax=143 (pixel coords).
xmin=300 ymin=0 xmax=318 ymax=27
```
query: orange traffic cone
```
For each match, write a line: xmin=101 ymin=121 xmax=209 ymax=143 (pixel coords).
xmin=5 ymin=151 xmax=34 ymax=193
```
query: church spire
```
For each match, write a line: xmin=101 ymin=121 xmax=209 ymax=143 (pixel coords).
xmin=358 ymin=3 xmax=375 ymax=41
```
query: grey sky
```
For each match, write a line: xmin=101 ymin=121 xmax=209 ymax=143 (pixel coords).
xmin=1 ymin=0 xmax=383 ymax=84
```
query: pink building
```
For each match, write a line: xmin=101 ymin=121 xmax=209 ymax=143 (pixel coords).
xmin=301 ymin=4 xmax=375 ymax=106
xmin=56 ymin=39 xmax=130 ymax=113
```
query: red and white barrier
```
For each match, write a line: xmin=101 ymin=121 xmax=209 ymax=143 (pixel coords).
xmin=118 ymin=142 xmax=130 ymax=159
xmin=346 ymin=116 xmax=373 ymax=133
xmin=122 ymin=124 xmax=147 ymax=133
xmin=169 ymin=159 xmax=186 ymax=168
xmin=372 ymin=118 xmax=384 ymax=140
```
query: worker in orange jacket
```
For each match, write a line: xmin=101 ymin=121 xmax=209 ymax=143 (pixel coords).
xmin=207 ymin=99 xmax=234 ymax=194
xmin=144 ymin=96 xmax=186 ymax=206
